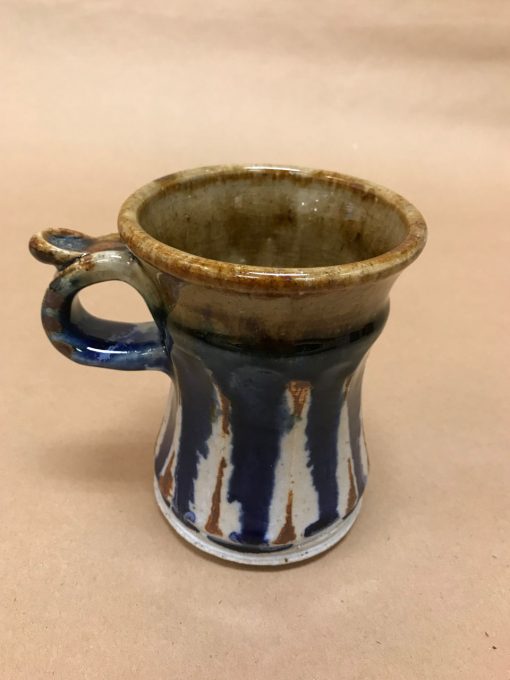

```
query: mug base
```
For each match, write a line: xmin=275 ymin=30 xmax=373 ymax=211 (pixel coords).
xmin=154 ymin=478 xmax=362 ymax=566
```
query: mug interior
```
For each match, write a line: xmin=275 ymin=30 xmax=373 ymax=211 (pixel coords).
xmin=138 ymin=170 xmax=409 ymax=268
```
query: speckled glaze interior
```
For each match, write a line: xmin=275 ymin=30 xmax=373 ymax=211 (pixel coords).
xmin=139 ymin=172 xmax=408 ymax=268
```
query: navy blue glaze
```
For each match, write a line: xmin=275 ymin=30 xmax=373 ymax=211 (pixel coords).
xmin=171 ymin=348 xmax=216 ymax=524
xmin=42 ymin=284 xmax=170 ymax=372
xmin=46 ymin=233 xmax=95 ymax=252
xmin=303 ymin=367 xmax=349 ymax=537
xmin=219 ymin=366 xmax=292 ymax=545
xmin=165 ymin=304 xmax=388 ymax=548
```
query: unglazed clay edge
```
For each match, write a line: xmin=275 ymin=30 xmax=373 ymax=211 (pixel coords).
xmin=154 ymin=476 xmax=362 ymax=566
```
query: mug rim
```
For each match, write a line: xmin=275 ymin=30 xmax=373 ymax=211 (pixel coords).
xmin=118 ymin=164 xmax=427 ymax=294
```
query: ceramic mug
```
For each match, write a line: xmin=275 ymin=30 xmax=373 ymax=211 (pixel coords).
xmin=29 ymin=165 xmax=426 ymax=565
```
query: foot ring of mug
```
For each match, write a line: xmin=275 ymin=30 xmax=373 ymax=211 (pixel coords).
xmin=154 ymin=478 xmax=363 ymax=566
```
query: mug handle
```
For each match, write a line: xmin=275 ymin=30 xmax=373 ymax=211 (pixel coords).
xmin=29 ymin=228 xmax=170 ymax=373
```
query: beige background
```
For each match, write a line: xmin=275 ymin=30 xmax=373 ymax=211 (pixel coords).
xmin=1 ymin=1 xmax=509 ymax=678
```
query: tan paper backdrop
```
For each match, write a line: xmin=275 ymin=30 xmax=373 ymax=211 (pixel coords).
xmin=1 ymin=1 xmax=509 ymax=678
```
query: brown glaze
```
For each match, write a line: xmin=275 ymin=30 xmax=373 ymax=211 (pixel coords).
xmin=274 ymin=490 xmax=297 ymax=545
xmin=76 ymin=256 xmax=96 ymax=272
xmin=288 ymin=380 xmax=310 ymax=418
xmin=118 ymin=165 xmax=427 ymax=295
xmin=42 ymin=315 xmax=63 ymax=333
xmin=85 ymin=237 xmax=125 ymax=254
xmin=116 ymin=166 xmax=426 ymax=347
xmin=50 ymin=340 xmax=74 ymax=359
xmin=29 ymin=228 xmax=84 ymax=266
xmin=219 ymin=392 xmax=231 ymax=436
xmin=29 ymin=228 xmax=122 ymax=267
xmin=43 ymin=289 xmax=65 ymax=308
xmin=158 ymin=451 xmax=175 ymax=500
xmin=205 ymin=457 xmax=228 ymax=536
xmin=148 ymin=263 xmax=396 ymax=346
xmin=345 ymin=459 xmax=358 ymax=517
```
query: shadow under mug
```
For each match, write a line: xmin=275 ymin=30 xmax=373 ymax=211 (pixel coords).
xmin=29 ymin=165 xmax=426 ymax=565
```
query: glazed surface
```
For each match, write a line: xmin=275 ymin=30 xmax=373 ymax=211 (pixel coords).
xmin=139 ymin=170 xmax=408 ymax=267
xmin=29 ymin=164 xmax=426 ymax=564
xmin=119 ymin=165 xmax=426 ymax=294
xmin=154 ymin=310 xmax=385 ymax=555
